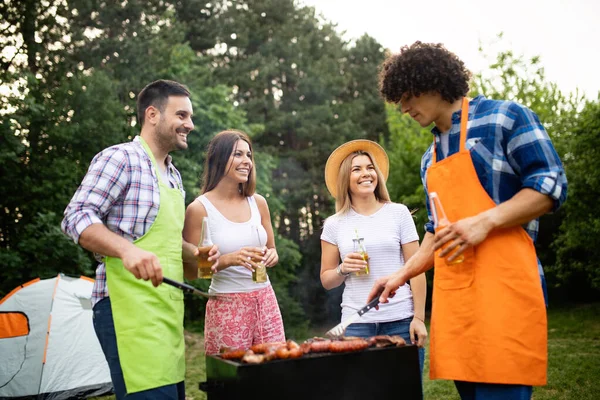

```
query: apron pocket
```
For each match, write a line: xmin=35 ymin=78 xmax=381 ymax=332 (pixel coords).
xmin=435 ymin=247 xmax=475 ymax=290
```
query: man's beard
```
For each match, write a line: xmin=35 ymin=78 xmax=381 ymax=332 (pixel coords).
xmin=156 ymin=119 xmax=188 ymax=152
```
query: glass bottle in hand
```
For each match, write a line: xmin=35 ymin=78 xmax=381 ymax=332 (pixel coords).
xmin=252 ymin=225 xmax=268 ymax=283
xmin=352 ymin=237 xmax=370 ymax=276
xmin=429 ymin=192 xmax=464 ymax=264
xmin=197 ymin=217 xmax=214 ymax=279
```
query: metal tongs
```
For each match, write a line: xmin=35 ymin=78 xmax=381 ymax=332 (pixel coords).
xmin=325 ymin=297 xmax=380 ymax=339
xmin=162 ymin=277 xmax=227 ymax=300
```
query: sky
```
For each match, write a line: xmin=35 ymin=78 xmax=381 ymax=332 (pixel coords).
xmin=299 ymin=0 xmax=600 ymax=100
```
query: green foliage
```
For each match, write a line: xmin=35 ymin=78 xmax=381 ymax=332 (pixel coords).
xmin=471 ymin=39 xmax=583 ymax=156
xmin=197 ymin=0 xmax=390 ymax=325
xmin=383 ymin=105 xmax=436 ymax=302
xmin=0 ymin=212 xmax=93 ymax=297
xmin=551 ymin=101 xmax=600 ymax=294
xmin=470 ymin=43 xmax=598 ymax=298
xmin=383 ymin=103 xmax=432 ymax=238
xmin=0 ymin=70 xmax=129 ymax=293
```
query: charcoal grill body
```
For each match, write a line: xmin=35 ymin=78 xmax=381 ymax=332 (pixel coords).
xmin=201 ymin=345 xmax=422 ymax=399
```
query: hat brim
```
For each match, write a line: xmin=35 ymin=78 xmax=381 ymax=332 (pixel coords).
xmin=324 ymin=140 xmax=389 ymax=198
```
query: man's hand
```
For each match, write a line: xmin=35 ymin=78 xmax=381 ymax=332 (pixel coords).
xmin=434 ymin=189 xmax=554 ymax=262
xmin=434 ymin=214 xmax=494 ymax=262
xmin=366 ymin=271 xmax=405 ymax=306
xmin=120 ymin=247 xmax=163 ymax=287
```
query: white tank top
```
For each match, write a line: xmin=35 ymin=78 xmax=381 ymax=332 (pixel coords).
xmin=197 ymin=194 xmax=270 ymax=294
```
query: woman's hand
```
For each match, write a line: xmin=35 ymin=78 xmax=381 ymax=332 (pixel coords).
xmin=263 ymin=247 xmax=279 ymax=267
xmin=409 ymin=317 xmax=428 ymax=348
xmin=340 ymin=252 xmax=368 ymax=275
xmin=207 ymin=245 xmax=220 ymax=273
xmin=222 ymin=246 xmax=265 ymax=272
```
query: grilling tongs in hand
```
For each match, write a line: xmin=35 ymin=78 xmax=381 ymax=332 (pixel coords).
xmin=325 ymin=297 xmax=380 ymax=339
xmin=162 ymin=277 xmax=227 ymax=300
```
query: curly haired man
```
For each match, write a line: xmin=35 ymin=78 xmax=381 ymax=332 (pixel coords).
xmin=368 ymin=41 xmax=567 ymax=400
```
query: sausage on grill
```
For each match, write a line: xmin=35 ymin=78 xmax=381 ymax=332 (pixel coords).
xmin=329 ymin=339 xmax=369 ymax=353
xmin=250 ymin=342 xmax=286 ymax=354
xmin=220 ymin=348 xmax=247 ymax=360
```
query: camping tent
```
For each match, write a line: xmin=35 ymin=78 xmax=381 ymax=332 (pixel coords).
xmin=0 ymin=274 xmax=112 ymax=399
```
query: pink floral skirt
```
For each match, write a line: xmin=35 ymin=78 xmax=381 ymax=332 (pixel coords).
xmin=204 ymin=285 xmax=285 ymax=355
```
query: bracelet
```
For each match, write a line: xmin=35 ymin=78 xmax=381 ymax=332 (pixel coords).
xmin=413 ymin=315 xmax=425 ymax=323
xmin=336 ymin=264 xmax=350 ymax=277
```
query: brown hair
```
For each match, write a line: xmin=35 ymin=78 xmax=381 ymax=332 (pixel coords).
xmin=201 ymin=130 xmax=256 ymax=196
xmin=136 ymin=79 xmax=190 ymax=126
xmin=335 ymin=151 xmax=390 ymax=214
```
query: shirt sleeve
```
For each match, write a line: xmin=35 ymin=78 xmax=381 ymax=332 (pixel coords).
xmin=420 ymin=146 xmax=436 ymax=234
xmin=505 ymin=103 xmax=568 ymax=211
xmin=396 ymin=204 xmax=420 ymax=244
xmin=61 ymin=147 xmax=130 ymax=243
xmin=320 ymin=216 xmax=339 ymax=246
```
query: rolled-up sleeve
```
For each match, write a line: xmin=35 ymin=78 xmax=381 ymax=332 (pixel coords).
xmin=61 ymin=148 xmax=128 ymax=243
xmin=505 ymin=104 xmax=568 ymax=211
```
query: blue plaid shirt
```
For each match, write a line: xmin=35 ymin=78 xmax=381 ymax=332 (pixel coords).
xmin=420 ymin=95 xmax=567 ymax=276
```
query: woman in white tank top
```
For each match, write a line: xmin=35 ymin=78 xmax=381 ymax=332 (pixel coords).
xmin=183 ymin=130 xmax=285 ymax=355
xmin=321 ymin=140 xmax=427 ymax=375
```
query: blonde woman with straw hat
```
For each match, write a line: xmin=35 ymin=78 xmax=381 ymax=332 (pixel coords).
xmin=320 ymin=139 xmax=427 ymax=373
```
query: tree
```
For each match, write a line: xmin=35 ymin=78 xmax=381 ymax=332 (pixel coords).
xmin=471 ymin=42 xmax=584 ymax=291
xmin=551 ymin=100 xmax=600 ymax=297
xmin=0 ymin=0 xmax=311 ymax=333
xmin=384 ymin=104 xmax=432 ymax=238
xmin=198 ymin=0 xmax=390 ymax=325
xmin=1 ymin=0 xmax=129 ymax=293
xmin=0 ymin=0 xmax=249 ymax=294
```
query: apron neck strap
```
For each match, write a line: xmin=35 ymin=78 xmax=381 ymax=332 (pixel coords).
xmin=139 ymin=136 xmax=164 ymax=185
xmin=431 ymin=97 xmax=470 ymax=165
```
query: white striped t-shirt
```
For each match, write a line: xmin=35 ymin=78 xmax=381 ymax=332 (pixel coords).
xmin=321 ymin=202 xmax=420 ymax=323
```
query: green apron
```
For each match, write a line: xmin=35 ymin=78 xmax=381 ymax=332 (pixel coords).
xmin=105 ymin=137 xmax=185 ymax=394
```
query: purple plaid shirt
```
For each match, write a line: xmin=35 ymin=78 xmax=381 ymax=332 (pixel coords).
xmin=61 ymin=136 xmax=184 ymax=306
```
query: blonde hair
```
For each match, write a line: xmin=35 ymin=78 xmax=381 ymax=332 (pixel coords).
xmin=335 ymin=151 xmax=390 ymax=214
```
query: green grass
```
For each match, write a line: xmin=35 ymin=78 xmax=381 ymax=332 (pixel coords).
xmin=534 ymin=303 xmax=600 ymax=400
xmin=92 ymin=303 xmax=599 ymax=400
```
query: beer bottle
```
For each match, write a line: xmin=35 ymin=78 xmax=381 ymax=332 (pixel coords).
xmin=252 ymin=225 xmax=268 ymax=283
xmin=429 ymin=192 xmax=464 ymax=264
xmin=197 ymin=217 xmax=214 ymax=279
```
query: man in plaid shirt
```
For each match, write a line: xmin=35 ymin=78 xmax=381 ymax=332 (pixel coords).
xmin=369 ymin=42 xmax=567 ymax=399
xmin=62 ymin=79 xmax=219 ymax=399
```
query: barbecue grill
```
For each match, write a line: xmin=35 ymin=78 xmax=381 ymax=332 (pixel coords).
xmin=200 ymin=344 xmax=422 ymax=399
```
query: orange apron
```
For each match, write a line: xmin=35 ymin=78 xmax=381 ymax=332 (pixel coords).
xmin=427 ymin=98 xmax=547 ymax=385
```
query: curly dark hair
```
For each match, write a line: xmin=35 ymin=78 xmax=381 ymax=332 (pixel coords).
xmin=378 ymin=41 xmax=472 ymax=104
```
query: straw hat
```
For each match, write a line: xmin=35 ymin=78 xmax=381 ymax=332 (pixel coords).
xmin=324 ymin=139 xmax=389 ymax=198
